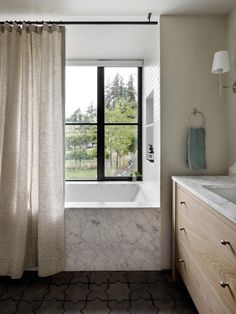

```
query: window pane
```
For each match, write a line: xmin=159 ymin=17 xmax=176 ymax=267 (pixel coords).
xmin=65 ymin=125 xmax=97 ymax=180
xmin=105 ymin=125 xmax=138 ymax=177
xmin=66 ymin=66 xmax=97 ymax=123
xmin=105 ymin=67 xmax=138 ymax=123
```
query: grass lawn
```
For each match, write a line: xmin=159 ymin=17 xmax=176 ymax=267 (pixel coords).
xmin=65 ymin=168 xmax=97 ymax=180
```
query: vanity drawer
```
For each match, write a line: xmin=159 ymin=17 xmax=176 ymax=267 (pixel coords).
xmin=176 ymin=186 xmax=236 ymax=313
xmin=176 ymin=240 xmax=229 ymax=314
xmin=177 ymin=186 xmax=236 ymax=266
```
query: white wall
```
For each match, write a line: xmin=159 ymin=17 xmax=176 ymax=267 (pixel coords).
xmin=66 ymin=24 xmax=158 ymax=60
xmin=160 ymin=16 xmax=228 ymax=268
xmin=142 ymin=28 xmax=160 ymax=203
xmin=227 ymin=6 xmax=236 ymax=167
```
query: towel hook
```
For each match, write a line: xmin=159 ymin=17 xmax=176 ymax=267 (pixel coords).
xmin=188 ymin=108 xmax=205 ymax=128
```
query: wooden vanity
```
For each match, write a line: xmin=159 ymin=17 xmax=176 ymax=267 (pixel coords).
xmin=172 ymin=180 xmax=236 ymax=314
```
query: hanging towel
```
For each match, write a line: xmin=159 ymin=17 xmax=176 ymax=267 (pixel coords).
xmin=187 ymin=127 xmax=207 ymax=170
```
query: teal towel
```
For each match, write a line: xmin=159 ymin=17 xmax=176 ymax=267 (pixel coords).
xmin=187 ymin=127 xmax=207 ymax=170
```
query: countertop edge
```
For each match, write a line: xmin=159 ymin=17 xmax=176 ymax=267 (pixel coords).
xmin=172 ymin=176 xmax=236 ymax=225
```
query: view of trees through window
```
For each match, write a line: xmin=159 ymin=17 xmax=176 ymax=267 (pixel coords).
xmin=65 ymin=66 xmax=140 ymax=180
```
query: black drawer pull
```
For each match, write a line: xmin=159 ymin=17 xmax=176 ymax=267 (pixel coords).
xmin=220 ymin=240 xmax=230 ymax=246
xmin=220 ymin=281 xmax=229 ymax=288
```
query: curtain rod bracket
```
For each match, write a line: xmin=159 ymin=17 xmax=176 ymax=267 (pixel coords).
xmin=148 ymin=13 xmax=152 ymax=22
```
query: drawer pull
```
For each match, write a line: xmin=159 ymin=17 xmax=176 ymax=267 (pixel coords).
xmin=220 ymin=240 xmax=230 ymax=246
xmin=220 ymin=281 xmax=229 ymax=288
xmin=180 ymin=201 xmax=186 ymax=205
xmin=180 ymin=227 xmax=185 ymax=231
xmin=179 ymin=259 xmax=185 ymax=264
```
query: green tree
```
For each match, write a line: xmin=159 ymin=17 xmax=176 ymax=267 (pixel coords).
xmin=66 ymin=108 xmax=83 ymax=122
xmin=126 ymin=74 xmax=136 ymax=103
xmin=105 ymin=73 xmax=125 ymax=109
xmin=84 ymin=102 xmax=96 ymax=122
xmin=70 ymin=149 xmax=87 ymax=169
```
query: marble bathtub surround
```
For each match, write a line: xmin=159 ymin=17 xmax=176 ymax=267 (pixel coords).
xmin=65 ymin=181 xmax=161 ymax=271
xmin=172 ymin=176 xmax=236 ymax=224
xmin=65 ymin=208 xmax=161 ymax=271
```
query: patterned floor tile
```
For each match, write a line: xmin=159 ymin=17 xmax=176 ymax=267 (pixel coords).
xmin=64 ymin=300 xmax=86 ymax=313
xmin=148 ymin=281 xmax=172 ymax=302
xmin=71 ymin=272 xmax=91 ymax=284
xmin=129 ymin=283 xmax=152 ymax=300
xmin=66 ymin=283 xmax=90 ymax=302
xmin=88 ymin=283 xmax=108 ymax=301
xmin=1 ymin=283 xmax=27 ymax=301
xmin=0 ymin=299 xmax=18 ymax=314
xmin=83 ymin=299 xmax=110 ymax=314
xmin=124 ymin=272 xmax=147 ymax=284
xmin=146 ymin=271 xmax=170 ymax=283
xmin=44 ymin=284 xmax=67 ymax=301
xmin=109 ymin=300 xmax=130 ymax=313
xmin=51 ymin=272 xmax=74 ymax=285
xmin=0 ymin=279 xmax=8 ymax=300
xmin=89 ymin=272 xmax=110 ymax=285
xmin=22 ymin=283 xmax=49 ymax=302
xmin=108 ymin=272 xmax=128 ymax=284
xmin=0 ymin=271 xmax=198 ymax=314
xmin=35 ymin=301 xmax=64 ymax=314
xmin=107 ymin=282 xmax=131 ymax=302
xmin=17 ymin=300 xmax=41 ymax=314
xmin=129 ymin=300 xmax=157 ymax=313
xmin=154 ymin=299 xmax=177 ymax=313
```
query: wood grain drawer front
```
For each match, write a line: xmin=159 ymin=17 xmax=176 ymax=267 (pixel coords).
xmin=176 ymin=186 xmax=236 ymax=266
xmin=176 ymin=187 xmax=236 ymax=313
xmin=176 ymin=240 xmax=229 ymax=314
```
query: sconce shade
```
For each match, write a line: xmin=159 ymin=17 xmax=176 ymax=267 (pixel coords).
xmin=212 ymin=50 xmax=230 ymax=74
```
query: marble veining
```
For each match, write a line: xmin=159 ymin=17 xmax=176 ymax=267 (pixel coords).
xmin=65 ymin=208 xmax=161 ymax=271
xmin=172 ymin=176 xmax=236 ymax=224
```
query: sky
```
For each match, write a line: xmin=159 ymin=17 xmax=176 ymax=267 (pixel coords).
xmin=65 ymin=66 xmax=137 ymax=119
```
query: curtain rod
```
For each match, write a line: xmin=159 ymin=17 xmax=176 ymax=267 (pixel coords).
xmin=0 ymin=12 xmax=157 ymax=25
xmin=0 ymin=20 xmax=158 ymax=25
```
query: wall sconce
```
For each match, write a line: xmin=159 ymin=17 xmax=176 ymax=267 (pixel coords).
xmin=212 ymin=50 xmax=236 ymax=97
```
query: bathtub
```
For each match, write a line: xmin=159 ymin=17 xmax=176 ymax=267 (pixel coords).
xmin=65 ymin=182 xmax=160 ymax=271
xmin=65 ymin=181 xmax=158 ymax=208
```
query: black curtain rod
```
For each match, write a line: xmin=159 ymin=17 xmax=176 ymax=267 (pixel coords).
xmin=0 ymin=20 xmax=158 ymax=25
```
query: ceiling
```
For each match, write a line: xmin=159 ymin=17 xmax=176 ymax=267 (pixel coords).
xmin=0 ymin=0 xmax=235 ymax=17
xmin=66 ymin=25 xmax=158 ymax=59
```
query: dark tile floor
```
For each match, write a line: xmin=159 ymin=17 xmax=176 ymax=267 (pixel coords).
xmin=0 ymin=271 xmax=198 ymax=314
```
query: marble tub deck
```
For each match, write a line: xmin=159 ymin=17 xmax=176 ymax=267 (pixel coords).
xmin=0 ymin=271 xmax=197 ymax=314
xmin=172 ymin=176 xmax=236 ymax=224
xmin=65 ymin=208 xmax=161 ymax=271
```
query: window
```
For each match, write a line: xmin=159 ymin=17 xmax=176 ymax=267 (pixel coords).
xmin=65 ymin=64 xmax=142 ymax=181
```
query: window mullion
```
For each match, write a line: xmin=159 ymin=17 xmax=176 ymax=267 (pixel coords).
xmin=138 ymin=67 xmax=142 ymax=177
xmin=97 ymin=67 xmax=105 ymax=180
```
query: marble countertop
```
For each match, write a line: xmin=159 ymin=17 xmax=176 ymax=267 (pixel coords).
xmin=172 ymin=176 xmax=236 ymax=224
xmin=65 ymin=201 xmax=159 ymax=209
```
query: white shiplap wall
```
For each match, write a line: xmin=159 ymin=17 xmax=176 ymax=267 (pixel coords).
xmin=142 ymin=30 xmax=160 ymax=204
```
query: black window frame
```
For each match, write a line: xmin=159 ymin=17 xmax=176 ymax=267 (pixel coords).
xmin=65 ymin=66 xmax=142 ymax=181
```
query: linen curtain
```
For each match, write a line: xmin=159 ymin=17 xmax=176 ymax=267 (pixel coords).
xmin=0 ymin=23 xmax=65 ymax=278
